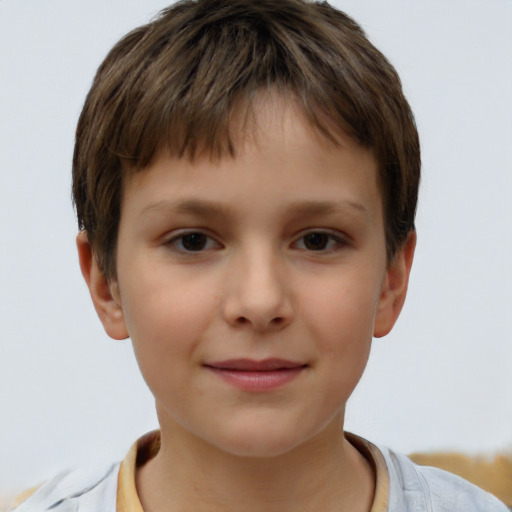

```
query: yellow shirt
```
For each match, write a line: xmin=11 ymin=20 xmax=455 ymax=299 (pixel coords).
xmin=116 ymin=431 xmax=390 ymax=512
xmin=14 ymin=432 xmax=507 ymax=510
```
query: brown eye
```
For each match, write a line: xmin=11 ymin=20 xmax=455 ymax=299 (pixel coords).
xmin=294 ymin=231 xmax=346 ymax=253
xmin=167 ymin=231 xmax=222 ymax=254
xmin=180 ymin=233 xmax=208 ymax=251
xmin=302 ymin=232 xmax=330 ymax=251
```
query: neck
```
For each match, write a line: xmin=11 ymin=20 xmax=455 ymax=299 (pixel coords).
xmin=136 ymin=419 xmax=375 ymax=512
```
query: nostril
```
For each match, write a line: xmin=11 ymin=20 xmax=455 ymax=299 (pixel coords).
xmin=234 ymin=316 xmax=285 ymax=328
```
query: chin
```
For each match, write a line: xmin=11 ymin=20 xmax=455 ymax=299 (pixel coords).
xmin=207 ymin=419 xmax=314 ymax=459
xmin=216 ymin=437 xmax=301 ymax=459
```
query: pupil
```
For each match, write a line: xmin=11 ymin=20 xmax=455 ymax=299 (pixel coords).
xmin=182 ymin=233 xmax=207 ymax=251
xmin=304 ymin=233 xmax=328 ymax=250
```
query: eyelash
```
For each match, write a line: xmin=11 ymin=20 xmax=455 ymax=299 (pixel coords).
xmin=292 ymin=231 xmax=348 ymax=253
xmin=166 ymin=231 xmax=221 ymax=252
xmin=165 ymin=230 xmax=348 ymax=254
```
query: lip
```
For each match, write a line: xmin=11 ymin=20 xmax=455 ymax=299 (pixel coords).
xmin=204 ymin=358 xmax=307 ymax=391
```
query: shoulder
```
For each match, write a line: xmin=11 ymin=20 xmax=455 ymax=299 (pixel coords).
xmin=11 ymin=463 xmax=120 ymax=512
xmin=378 ymin=445 xmax=509 ymax=512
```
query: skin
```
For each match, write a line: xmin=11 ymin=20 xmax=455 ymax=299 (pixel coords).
xmin=78 ymin=95 xmax=415 ymax=512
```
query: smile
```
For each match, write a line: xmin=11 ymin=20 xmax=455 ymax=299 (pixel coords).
xmin=203 ymin=359 xmax=308 ymax=391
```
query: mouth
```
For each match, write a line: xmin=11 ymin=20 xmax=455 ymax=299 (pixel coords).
xmin=203 ymin=359 xmax=308 ymax=391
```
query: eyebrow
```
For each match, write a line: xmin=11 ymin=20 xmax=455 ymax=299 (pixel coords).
xmin=286 ymin=199 xmax=368 ymax=218
xmin=140 ymin=198 xmax=368 ymax=219
xmin=140 ymin=199 xmax=233 ymax=218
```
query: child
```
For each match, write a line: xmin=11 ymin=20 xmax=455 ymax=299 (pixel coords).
xmin=14 ymin=0 xmax=508 ymax=510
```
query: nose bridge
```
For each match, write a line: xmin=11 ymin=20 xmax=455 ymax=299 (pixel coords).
xmin=223 ymin=241 xmax=293 ymax=331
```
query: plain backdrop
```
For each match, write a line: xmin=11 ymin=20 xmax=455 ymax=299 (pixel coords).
xmin=1 ymin=0 xmax=511 ymax=492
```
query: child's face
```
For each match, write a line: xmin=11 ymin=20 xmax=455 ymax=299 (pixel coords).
xmin=83 ymin=96 xmax=413 ymax=457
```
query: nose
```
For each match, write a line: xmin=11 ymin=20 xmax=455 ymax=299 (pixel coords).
xmin=221 ymin=248 xmax=294 ymax=332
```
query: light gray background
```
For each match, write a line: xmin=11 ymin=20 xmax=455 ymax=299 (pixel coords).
xmin=1 ymin=0 xmax=511 ymax=492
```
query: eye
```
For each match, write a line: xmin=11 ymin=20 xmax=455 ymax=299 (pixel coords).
xmin=294 ymin=231 xmax=346 ymax=252
xmin=167 ymin=232 xmax=220 ymax=252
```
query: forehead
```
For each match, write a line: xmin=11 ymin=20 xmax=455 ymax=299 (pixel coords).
xmin=228 ymin=91 xmax=349 ymax=153
xmin=121 ymin=94 xmax=382 ymax=225
xmin=128 ymin=89 xmax=376 ymax=179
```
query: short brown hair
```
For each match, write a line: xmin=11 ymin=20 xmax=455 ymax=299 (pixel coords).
xmin=73 ymin=0 xmax=420 ymax=279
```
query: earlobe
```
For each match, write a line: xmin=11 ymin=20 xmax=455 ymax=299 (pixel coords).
xmin=76 ymin=231 xmax=129 ymax=340
xmin=373 ymin=231 xmax=416 ymax=338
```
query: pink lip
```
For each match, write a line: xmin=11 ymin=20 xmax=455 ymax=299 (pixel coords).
xmin=204 ymin=359 xmax=307 ymax=391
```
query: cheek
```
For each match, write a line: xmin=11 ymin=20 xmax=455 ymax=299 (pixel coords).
xmin=299 ymin=273 xmax=381 ymax=389
xmin=303 ymin=274 xmax=380 ymax=346
xmin=119 ymin=268 xmax=219 ymax=379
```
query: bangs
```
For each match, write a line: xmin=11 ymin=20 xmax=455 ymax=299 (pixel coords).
xmin=92 ymin=0 xmax=371 ymax=168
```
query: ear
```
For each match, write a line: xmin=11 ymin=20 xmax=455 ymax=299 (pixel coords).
xmin=373 ymin=231 xmax=416 ymax=338
xmin=76 ymin=231 xmax=129 ymax=340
